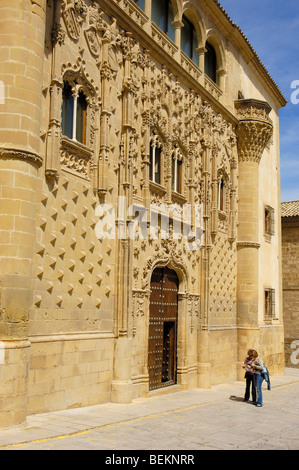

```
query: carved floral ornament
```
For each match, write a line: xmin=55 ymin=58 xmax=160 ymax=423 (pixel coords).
xmin=148 ymin=97 xmax=237 ymax=161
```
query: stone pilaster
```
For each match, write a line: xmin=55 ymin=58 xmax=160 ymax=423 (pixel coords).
xmin=111 ymin=33 xmax=137 ymax=404
xmin=0 ymin=0 xmax=46 ymax=427
xmin=235 ymin=99 xmax=273 ymax=378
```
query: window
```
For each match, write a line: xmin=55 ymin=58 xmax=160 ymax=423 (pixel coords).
xmin=264 ymin=205 xmax=275 ymax=237
xmin=149 ymin=133 xmax=162 ymax=184
xmin=134 ymin=0 xmax=145 ymax=10
xmin=61 ymin=81 xmax=87 ymax=145
xmin=205 ymin=41 xmax=217 ymax=83
xmin=172 ymin=148 xmax=182 ymax=193
xmin=181 ymin=16 xmax=199 ymax=66
xmin=218 ymin=177 xmax=224 ymax=211
xmin=152 ymin=0 xmax=175 ymax=41
xmin=265 ymin=289 xmax=275 ymax=320
xmin=61 ymin=81 xmax=74 ymax=140
xmin=76 ymin=90 xmax=87 ymax=145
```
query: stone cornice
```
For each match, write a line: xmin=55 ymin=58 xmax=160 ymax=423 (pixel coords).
xmin=0 ymin=147 xmax=43 ymax=167
xmin=237 ymin=241 xmax=261 ymax=249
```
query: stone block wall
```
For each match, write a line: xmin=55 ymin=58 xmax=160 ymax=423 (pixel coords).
xmin=27 ymin=336 xmax=114 ymax=414
xmin=282 ymin=215 xmax=299 ymax=368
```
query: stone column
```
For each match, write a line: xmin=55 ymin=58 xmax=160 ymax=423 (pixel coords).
xmin=235 ymin=99 xmax=273 ymax=378
xmin=0 ymin=0 xmax=46 ymax=427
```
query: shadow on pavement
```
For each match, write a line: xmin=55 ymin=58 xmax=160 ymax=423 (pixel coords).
xmin=229 ymin=395 xmax=256 ymax=405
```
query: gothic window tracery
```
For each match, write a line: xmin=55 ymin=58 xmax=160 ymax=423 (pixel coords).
xmin=58 ymin=70 xmax=98 ymax=180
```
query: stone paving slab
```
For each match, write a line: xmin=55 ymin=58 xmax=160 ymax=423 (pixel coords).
xmin=0 ymin=368 xmax=298 ymax=450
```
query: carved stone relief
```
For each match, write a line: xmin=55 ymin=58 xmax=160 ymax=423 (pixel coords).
xmin=52 ymin=1 xmax=240 ymax=337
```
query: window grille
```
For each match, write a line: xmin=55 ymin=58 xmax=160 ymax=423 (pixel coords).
xmin=264 ymin=205 xmax=275 ymax=236
xmin=265 ymin=288 xmax=276 ymax=320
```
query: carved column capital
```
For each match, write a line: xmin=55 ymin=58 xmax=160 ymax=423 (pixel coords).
xmin=235 ymin=99 xmax=273 ymax=163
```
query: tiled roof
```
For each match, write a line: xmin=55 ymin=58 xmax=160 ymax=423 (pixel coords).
xmin=214 ymin=1 xmax=287 ymax=106
xmin=281 ymin=201 xmax=299 ymax=218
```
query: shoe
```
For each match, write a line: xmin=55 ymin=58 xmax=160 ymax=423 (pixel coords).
xmin=256 ymin=404 xmax=262 ymax=407
xmin=243 ymin=398 xmax=249 ymax=402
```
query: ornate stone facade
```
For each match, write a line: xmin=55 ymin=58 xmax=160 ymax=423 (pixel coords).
xmin=0 ymin=0 xmax=286 ymax=427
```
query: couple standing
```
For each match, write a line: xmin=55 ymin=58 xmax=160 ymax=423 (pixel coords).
xmin=243 ymin=349 xmax=264 ymax=407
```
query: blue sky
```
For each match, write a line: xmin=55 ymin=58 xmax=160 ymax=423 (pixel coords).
xmin=219 ymin=0 xmax=299 ymax=202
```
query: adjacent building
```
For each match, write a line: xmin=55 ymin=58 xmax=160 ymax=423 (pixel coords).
xmin=0 ymin=0 xmax=286 ymax=428
xmin=281 ymin=201 xmax=299 ymax=368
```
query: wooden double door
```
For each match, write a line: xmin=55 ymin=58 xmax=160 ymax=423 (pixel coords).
xmin=148 ymin=267 xmax=179 ymax=391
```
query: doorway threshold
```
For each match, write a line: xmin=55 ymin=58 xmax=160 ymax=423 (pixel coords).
xmin=148 ymin=384 xmax=182 ymax=397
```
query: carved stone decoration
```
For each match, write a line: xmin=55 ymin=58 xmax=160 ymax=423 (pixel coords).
xmin=59 ymin=59 xmax=101 ymax=185
xmin=74 ymin=0 xmax=87 ymax=20
xmin=60 ymin=137 xmax=92 ymax=179
xmin=142 ymin=239 xmax=189 ymax=291
xmin=188 ymin=293 xmax=200 ymax=332
xmin=62 ymin=6 xmax=80 ymax=41
xmin=52 ymin=23 xmax=65 ymax=46
xmin=131 ymin=289 xmax=146 ymax=337
xmin=235 ymin=99 xmax=273 ymax=163
xmin=84 ymin=27 xmax=101 ymax=57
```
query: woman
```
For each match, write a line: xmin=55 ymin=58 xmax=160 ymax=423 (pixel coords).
xmin=251 ymin=350 xmax=264 ymax=407
xmin=242 ymin=349 xmax=257 ymax=403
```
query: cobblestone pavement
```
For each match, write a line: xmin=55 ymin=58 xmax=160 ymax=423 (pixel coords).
xmin=0 ymin=369 xmax=298 ymax=451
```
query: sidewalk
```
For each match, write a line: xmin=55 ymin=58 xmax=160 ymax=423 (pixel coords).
xmin=0 ymin=368 xmax=298 ymax=450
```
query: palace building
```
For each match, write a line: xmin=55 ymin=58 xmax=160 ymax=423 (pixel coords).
xmin=0 ymin=0 xmax=286 ymax=427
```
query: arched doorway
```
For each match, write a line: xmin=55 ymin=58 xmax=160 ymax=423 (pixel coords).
xmin=148 ymin=267 xmax=179 ymax=391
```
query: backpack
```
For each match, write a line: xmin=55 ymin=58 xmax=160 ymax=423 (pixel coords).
xmin=261 ymin=365 xmax=271 ymax=390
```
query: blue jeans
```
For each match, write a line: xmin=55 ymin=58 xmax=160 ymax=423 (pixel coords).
xmin=256 ymin=373 xmax=264 ymax=406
